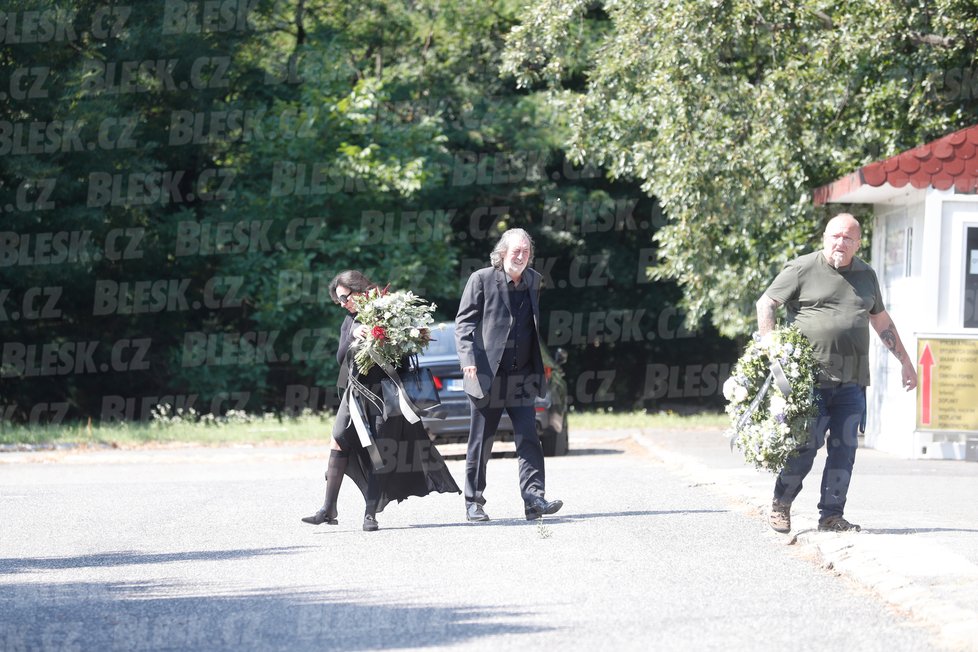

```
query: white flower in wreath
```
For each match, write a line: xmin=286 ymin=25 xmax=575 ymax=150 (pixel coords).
xmin=768 ymin=395 xmax=787 ymax=420
xmin=723 ymin=377 xmax=748 ymax=404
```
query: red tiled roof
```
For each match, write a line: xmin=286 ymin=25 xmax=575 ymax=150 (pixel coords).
xmin=814 ymin=125 xmax=978 ymax=205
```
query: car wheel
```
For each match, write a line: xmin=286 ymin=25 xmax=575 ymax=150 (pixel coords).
xmin=541 ymin=420 xmax=569 ymax=457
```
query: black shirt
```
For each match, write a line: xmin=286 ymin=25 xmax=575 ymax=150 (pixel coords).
xmin=499 ymin=277 xmax=535 ymax=373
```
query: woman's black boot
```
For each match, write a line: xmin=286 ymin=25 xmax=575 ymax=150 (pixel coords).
xmin=301 ymin=449 xmax=348 ymax=525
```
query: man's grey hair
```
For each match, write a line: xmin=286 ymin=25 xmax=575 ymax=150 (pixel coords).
xmin=489 ymin=228 xmax=535 ymax=270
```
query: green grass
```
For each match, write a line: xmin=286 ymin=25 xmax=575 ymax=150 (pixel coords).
xmin=0 ymin=414 xmax=336 ymax=448
xmin=1 ymin=410 xmax=727 ymax=448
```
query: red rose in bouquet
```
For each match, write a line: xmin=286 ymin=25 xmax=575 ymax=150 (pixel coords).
xmin=350 ymin=288 xmax=437 ymax=372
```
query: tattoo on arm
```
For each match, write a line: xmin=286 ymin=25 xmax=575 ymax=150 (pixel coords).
xmin=879 ymin=322 xmax=897 ymax=350
xmin=880 ymin=322 xmax=904 ymax=361
xmin=756 ymin=297 xmax=777 ymax=335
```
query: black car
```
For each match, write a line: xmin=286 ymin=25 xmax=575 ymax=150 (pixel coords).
xmin=417 ymin=322 xmax=569 ymax=456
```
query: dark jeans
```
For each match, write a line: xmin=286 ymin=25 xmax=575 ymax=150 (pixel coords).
xmin=774 ymin=383 xmax=865 ymax=519
xmin=464 ymin=370 xmax=545 ymax=507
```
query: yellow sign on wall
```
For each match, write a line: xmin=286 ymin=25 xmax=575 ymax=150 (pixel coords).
xmin=916 ymin=337 xmax=978 ymax=432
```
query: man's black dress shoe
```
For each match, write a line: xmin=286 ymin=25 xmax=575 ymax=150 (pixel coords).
xmin=466 ymin=503 xmax=490 ymax=522
xmin=525 ymin=497 xmax=563 ymax=520
xmin=362 ymin=514 xmax=379 ymax=531
xmin=301 ymin=509 xmax=338 ymax=525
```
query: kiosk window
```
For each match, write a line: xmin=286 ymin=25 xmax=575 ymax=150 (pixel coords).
xmin=883 ymin=219 xmax=913 ymax=284
xmin=966 ymin=226 xmax=978 ymax=328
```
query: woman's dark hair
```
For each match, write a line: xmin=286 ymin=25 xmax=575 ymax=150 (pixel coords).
xmin=329 ymin=270 xmax=377 ymax=304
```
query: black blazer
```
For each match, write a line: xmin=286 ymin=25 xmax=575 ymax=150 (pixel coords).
xmin=455 ymin=266 xmax=546 ymax=400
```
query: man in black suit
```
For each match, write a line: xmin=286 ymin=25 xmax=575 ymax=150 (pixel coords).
xmin=455 ymin=228 xmax=563 ymax=522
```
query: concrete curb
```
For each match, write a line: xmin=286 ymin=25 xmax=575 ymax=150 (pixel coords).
xmin=631 ymin=431 xmax=978 ymax=652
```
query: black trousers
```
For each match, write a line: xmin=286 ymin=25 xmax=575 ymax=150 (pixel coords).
xmin=464 ymin=370 xmax=545 ymax=506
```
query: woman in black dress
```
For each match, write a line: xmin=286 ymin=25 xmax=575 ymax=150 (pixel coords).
xmin=301 ymin=270 xmax=460 ymax=531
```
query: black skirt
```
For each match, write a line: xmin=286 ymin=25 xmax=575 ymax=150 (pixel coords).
xmin=333 ymin=368 xmax=460 ymax=513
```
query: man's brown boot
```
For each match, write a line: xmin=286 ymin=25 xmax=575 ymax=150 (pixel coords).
xmin=769 ymin=499 xmax=791 ymax=533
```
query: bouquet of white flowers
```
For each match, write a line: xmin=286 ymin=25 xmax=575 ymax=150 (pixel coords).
xmin=350 ymin=287 xmax=436 ymax=373
xmin=723 ymin=325 xmax=819 ymax=473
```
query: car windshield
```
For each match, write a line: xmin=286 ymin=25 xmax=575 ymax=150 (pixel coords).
xmin=424 ymin=325 xmax=457 ymax=356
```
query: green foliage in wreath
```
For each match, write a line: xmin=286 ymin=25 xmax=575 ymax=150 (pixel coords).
xmin=724 ymin=325 xmax=820 ymax=472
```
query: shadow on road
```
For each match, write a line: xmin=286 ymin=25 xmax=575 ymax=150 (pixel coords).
xmin=0 ymin=547 xmax=311 ymax=575
xmin=566 ymin=447 xmax=625 ymax=457
xmin=0 ymin=580 xmax=546 ymax=650
xmin=439 ymin=447 xmax=625 ymax=461
xmin=381 ymin=508 xmax=728 ymax=531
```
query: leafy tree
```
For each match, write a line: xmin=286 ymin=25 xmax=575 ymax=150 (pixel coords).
xmin=1 ymin=0 xmax=742 ymax=422
xmin=501 ymin=0 xmax=978 ymax=337
xmin=1 ymin=0 xmax=455 ymax=417
xmin=1 ymin=1 xmax=262 ymax=416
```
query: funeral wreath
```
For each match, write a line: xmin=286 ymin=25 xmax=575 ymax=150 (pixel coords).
xmin=723 ymin=325 xmax=820 ymax=473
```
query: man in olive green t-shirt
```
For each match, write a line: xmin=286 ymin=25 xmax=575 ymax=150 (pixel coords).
xmin=756 ymin=213 xmax=917 ymax=533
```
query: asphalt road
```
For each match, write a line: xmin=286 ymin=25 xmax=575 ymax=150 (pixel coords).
xmin=0 ymin=433 xmax=948 ymax=651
